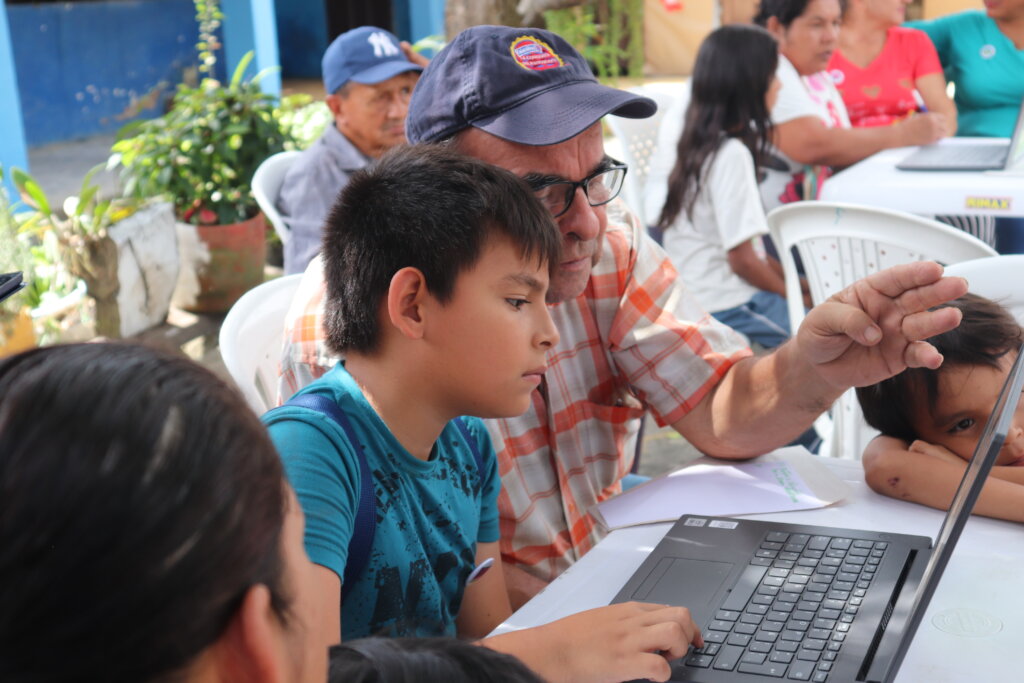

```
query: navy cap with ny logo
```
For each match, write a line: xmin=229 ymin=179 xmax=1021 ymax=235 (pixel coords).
xmin=406 ymin=25 xmax=656 ymax=147
xmin=321 ymin=26 xmax=424 ymax=96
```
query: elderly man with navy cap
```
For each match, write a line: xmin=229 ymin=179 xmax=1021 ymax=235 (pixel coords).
xmin=279 ymin=26 xmax=966 ymax=607
xmin=276 ymin=26 xmax=424 ymax=274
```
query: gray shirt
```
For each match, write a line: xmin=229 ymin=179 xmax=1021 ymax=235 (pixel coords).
xmin=277 ymin=124 xmax=370 ymax=274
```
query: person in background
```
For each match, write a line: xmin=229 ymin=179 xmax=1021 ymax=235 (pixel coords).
xmin=907 ymin=0 xmax=1024 ymax=139
xmin=907 ymin=0 xmax=1024 ymax=252
xmin=754 ymin=0 xmax=947 ymax=210
xmin=277 ymin=26 xmax=424 ymax=274
xmin=857 ymin=294 xmax=1024 ymax=523
xmin=829 ymin=1 xmax=995 ymax=245
xmin=0 ymin=343 xmax=330 ymax=682
xmin=830 ymin=0 xmax=956 ymax=133
xmin=657 ymin=24 xmax=795 ymax=348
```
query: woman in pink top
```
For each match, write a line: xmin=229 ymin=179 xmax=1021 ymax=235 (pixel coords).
xmin=829 ymin=0 xmax=957 ymax=134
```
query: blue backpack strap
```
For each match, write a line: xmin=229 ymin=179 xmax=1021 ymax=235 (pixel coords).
xmin=453 ymin=417 xmax=485 ymax=494
xmin=281 ymin=394 xmax=375 ymax=602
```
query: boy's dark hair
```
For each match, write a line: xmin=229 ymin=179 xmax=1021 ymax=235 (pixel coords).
xmin=321 ymin=143 xmax=562 ymax=355
xmin=856 ymin=294 xmax=1022 ymax=442
xmin=329 ymin=637 xmax=545 ymax=683
xmin=0 ymin=342 xmax=289 ymax=682
xmin=754 ymin=0 xmax=848 ymax=28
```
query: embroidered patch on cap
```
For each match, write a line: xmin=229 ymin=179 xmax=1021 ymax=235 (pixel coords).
xmin=510 ymin=36 xmax=564 ymax=71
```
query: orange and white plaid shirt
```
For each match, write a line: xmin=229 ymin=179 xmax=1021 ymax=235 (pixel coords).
xmin=278 ymin=200 xmax=751 ymax=581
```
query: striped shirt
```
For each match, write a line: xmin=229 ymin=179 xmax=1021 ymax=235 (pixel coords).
xmin=278 ymin=199 xmax=750 ymax=580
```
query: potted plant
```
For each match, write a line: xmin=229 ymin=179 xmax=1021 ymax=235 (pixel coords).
xmin=110 ymin=1 xmax=294 ymax=312
xmin=11 ymin=166 xmax=179 ymax=339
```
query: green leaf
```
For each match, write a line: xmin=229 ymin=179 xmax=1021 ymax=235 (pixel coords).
xmin=75 ymin=185 xmax=99 ymax=216
xmin=250 ymin=64 xmax=282 ymax=87
xmin=229 ymin=51 xmax=255 ymax=90
xmin=10 ymin=168 xmax=51 ymax=216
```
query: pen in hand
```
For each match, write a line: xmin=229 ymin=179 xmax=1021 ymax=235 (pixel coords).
xmin=912 ymin=90 xmax=928 ymax=113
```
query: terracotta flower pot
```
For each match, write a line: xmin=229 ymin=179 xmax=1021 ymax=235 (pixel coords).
xmin=0 ymin=309 xmax=36 ymax=357
xmin=173 ymin=213 xmax=267 ymax=314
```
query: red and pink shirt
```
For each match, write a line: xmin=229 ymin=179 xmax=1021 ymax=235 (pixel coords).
xmin=828 ymin=27 xmax=943 ymax=129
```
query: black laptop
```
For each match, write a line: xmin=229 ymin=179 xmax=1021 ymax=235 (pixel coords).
xmin=613 ymin=344 xmax=1024 ymax=682
xmin=896 ymin=97 xmax=1024 ymax=172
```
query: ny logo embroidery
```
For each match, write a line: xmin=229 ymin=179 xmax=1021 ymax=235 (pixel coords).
xmin=368 ymin=31 xmax=400 ymax=57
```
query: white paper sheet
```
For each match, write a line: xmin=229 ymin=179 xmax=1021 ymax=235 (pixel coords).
xmin=595 ymin=446 xmax=850 ymax=530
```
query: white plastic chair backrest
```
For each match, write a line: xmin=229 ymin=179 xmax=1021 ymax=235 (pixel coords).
xmin=944 ymin=255 xmax=1024 ymax=324
xmin=767 ymin=201 xmax=998 ymax=459
xmin=252 ymin=151 xmax=302 ymax=245
xmin=604 ymin=84 xmax=681 ymax=226
xmin=219 ymin=274 xmax=304 ymax=414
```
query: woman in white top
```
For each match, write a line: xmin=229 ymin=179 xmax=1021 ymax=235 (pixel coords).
xmin=657 ymin=24 xmax=793 ymax=348
xmin=754 ymin=0 xmax=949 ymax=209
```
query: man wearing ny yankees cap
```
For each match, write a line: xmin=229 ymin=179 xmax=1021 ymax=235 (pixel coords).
xmin=276 ymin=26 xmax=424 ymax=274
xmin=279 ymin=25 xmax=967 ymax=608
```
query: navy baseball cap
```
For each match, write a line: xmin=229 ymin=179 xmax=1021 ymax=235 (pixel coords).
xmin=407 ymin=25 xmax=656 ymax=146
xmin=322 ymin=26 xmax=424 ymax=95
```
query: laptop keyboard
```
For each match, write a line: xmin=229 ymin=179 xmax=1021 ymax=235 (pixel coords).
xmin=683 ymin=531 xmax=888 ymax=681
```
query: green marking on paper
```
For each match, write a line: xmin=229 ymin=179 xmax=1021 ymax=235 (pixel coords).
xmin=772 ymin=464 xmax=802 ymax=503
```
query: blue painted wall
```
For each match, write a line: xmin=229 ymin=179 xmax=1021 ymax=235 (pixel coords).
xmin=274 ymin=0 xmax=327 ymax=78
xmin=222 ymin=0 xmax=280 ymax=95
xmin=275 ymin=0 xmax=446 ymax=81
xmin=405 ymin=0 xmax=445 ymax=47
xmin=7 ymin=0 xmax=201 ymax=146
xmin=0 ymin=1 xmax=28 ymax=194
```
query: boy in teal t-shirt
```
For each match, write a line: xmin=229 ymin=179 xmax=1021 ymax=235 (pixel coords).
xmin=264 ymin=145 xmax=705 ymax=682
xmin=265 ymin=363 xmax=500 ymax=641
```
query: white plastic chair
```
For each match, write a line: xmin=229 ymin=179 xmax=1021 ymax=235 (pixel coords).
xmin=767 ymin=201 xmax=998 ymax=459
xmin=945 ymin=255 xmax=1024 ymax=322
xmin=219 ymin=274 xmax=304 ymax=414
xmin=252 ymin=151 xmax=302 ymax=245
xmin=604 ymin=84 xmax=682 ymax=226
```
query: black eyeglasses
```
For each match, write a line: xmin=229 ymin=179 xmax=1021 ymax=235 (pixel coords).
xmin=525 ymin=160 xmax=628 ymax=218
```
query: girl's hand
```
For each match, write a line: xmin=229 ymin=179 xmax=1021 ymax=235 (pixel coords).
xmin=908 ymin=439 xmax=965 ymax=465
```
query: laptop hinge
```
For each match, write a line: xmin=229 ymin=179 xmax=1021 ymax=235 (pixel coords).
xmin=857 ymin=549 xmax=917 ymax=682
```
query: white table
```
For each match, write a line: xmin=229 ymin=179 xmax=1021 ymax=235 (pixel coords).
xmin=493 ymin=459 xmax=1024 ymax=682
xmin=819 ymin=138 xmax=1024 ymax=218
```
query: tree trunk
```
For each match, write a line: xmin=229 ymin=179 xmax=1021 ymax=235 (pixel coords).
xmin=445 ymin=0 xmax=524 ymax=37
xmin=66 ymin=235 xmax=122 ymax=338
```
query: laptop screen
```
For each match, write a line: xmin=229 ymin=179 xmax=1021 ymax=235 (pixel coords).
xmin=1008 ymin=100 xmax=1024 ymax=170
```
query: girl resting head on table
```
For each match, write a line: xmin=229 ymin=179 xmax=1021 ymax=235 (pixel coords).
xmin=0 ymin=342 xmax=330 ymax=682
xmin=856 ymin=294 xmax=1024 ymax=524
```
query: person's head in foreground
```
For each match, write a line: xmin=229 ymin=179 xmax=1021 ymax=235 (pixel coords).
xmin=321 ymin=142 xmax=562 ymax=418
xmin=328 ymin=638 xmax=544 ymax=683
xmin=322 ymin=26 xmax=424 ymax=158
xmin=406 ymin=24 xmax=656 ymax=304
xmin=755 ymin=0 xmax=847 ymax=76
xmin=658 ymin=22 xmax=780 ymax=228
xmin=0 ymin=342 xmax=328 ymax=682
xmin=857 ymin=293 xmax=1024 ymax=464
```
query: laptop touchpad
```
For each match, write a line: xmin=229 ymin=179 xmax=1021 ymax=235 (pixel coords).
xmin=630 ymin=556 xmax=734 ymax=606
